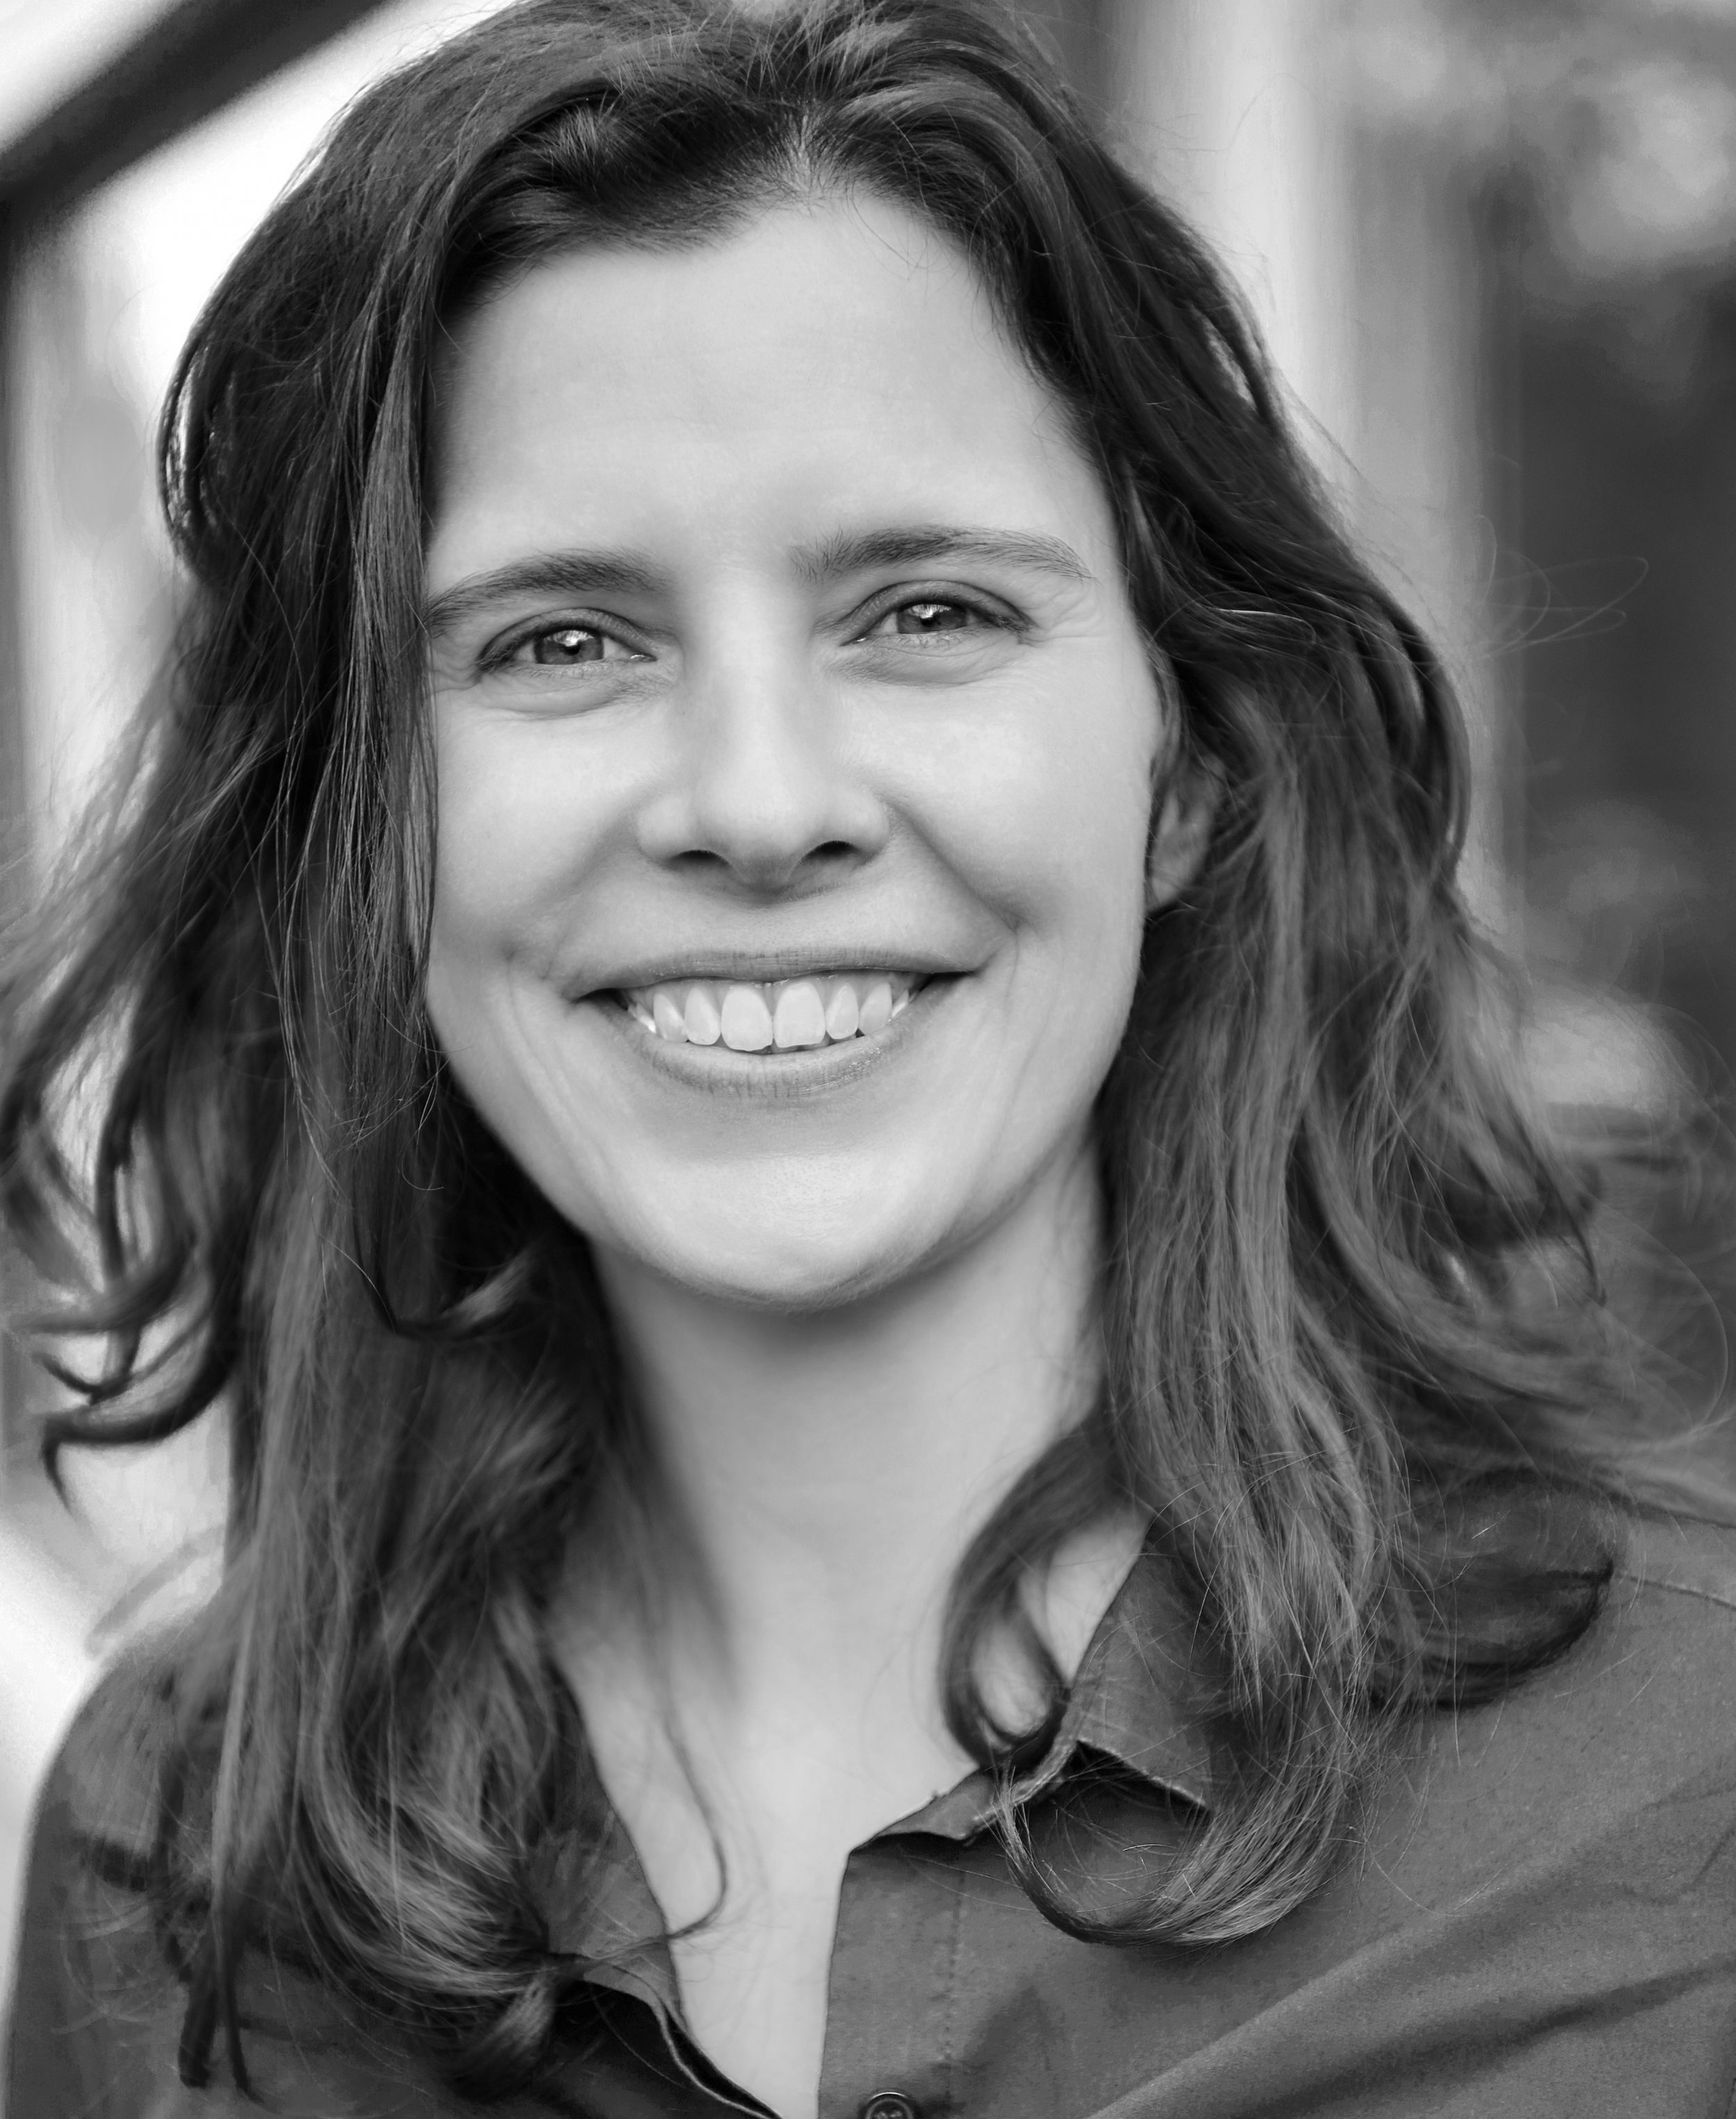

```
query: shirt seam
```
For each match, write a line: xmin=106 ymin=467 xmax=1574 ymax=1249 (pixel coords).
xmin=940 ymin=1854 xmax=966 ymax=2107
xmin=1612 ymin=1570 xmax=1736 ymax=1615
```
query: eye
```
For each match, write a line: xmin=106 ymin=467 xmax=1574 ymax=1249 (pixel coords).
xmin=861 ymin=596 xmax=1007 ymax=642
xmin=494 ymin=622 xmax=647 ymax=669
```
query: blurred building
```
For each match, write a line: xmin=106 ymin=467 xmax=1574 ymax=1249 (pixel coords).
xmin=2 ymin=0 xmax=1735 ymax=2067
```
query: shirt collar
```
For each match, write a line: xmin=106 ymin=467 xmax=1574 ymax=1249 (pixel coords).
xmin=1058 ymin=1541 xmax=1214 ymax=1808
xmin=874 ymin=1540 xmax=1214 ymax=1843
xmin=543 ymin=1543 xmax=1212 ymax=1983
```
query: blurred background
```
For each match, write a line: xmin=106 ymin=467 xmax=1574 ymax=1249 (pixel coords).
xmin=2 ymin=0 xmax=1735 ymax=2059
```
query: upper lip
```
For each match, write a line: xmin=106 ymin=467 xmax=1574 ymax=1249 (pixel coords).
xmin=571 ymin=946 xmax=969 ymax=997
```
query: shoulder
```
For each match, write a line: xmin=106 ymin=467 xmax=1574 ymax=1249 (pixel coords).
xmin=1589 ymin=1505 xmax=1736 ymax=1743
xmin=1475 ymin=1504 xmax=1736 ymax=1770
xmin=1346 ymin=1507 xmax=1736 ymax=1980
xmin=37 ymin=1648 xmax=176 ymax=1853
xmin=15 ymin=1648 xmax=177 ymax=1969
xmin=1577 ymin=1504 xmax=1736 ymax=1773
xmin=1384 ymin=1505 xmax=1736 ymax=1882
xmin=8 ymin=1661 xmax=496 ymax=2117
xmin=1614 ymin=1503 xmax=1736 ymax=1614
xmin=5 ymin=1656 xmax=184 ymax=2118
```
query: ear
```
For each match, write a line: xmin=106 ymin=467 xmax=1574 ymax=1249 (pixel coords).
xmin=1144 ymin=755 xmax=1221 ymax=914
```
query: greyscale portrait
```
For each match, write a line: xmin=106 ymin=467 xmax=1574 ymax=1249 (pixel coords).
xmin=1 ymin=2 xmax=1733 ymax=2115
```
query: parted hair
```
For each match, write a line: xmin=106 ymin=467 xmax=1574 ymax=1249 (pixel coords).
xmin=0 ymin=0 xmax=1644 ymax=2096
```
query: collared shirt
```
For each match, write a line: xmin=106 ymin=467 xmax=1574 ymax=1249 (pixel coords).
xmin=9 ymin=1509 xmax=1736 ymax=2118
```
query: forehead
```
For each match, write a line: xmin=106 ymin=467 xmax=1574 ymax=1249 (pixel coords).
xmin=425 ymin=193 xmax=1114 ymax=569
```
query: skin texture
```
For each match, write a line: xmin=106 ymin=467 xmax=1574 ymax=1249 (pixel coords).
xmin=423 ymin=194 xmax=1212 ymax=2118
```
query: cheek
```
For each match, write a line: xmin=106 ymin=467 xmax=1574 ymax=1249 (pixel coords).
xmin=423 ymin=727 xmax=596 ymax=1091
xmin=425 ymin=712 xmax=607 ymax=971
xmin=889 ymin=658 xmax=1159 ymax=950
xmin=426 ymin=828 xmax=530 ymax=1026
xmin=429 ymin=717 xmax=515 ymax=952
xmin=422 ymin=759 xmax=587 ymax=1178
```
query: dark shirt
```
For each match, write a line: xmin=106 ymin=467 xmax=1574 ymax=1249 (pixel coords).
xmin=8 ymin=1509 xmax=1736 ymax=2118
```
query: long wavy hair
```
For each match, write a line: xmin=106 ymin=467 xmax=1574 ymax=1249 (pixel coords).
xmin=0 ymin=0 xmax=1655 ymax=2095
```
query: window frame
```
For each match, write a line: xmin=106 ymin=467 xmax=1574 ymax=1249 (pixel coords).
xmin=0 ymin=0 xmax=393 ymax=1445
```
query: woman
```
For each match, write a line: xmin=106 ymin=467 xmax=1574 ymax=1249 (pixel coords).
xmin=5 ymin=1 xmax=1733 ymax=2113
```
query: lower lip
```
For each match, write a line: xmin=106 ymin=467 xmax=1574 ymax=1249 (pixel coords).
xmin=589 ymin=978 xmax=953 ymax=1096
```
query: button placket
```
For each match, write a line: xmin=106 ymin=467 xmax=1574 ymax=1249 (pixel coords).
xmin=821 ymin=1830 xmax=958 ymax=2119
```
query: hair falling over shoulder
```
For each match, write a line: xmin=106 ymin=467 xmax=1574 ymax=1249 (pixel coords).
xmin=0 ymin=0 xmax=1709 ymax=2097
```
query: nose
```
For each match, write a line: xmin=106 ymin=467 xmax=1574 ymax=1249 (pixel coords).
xmin=636 ymin=641 xmax=890 ymax=894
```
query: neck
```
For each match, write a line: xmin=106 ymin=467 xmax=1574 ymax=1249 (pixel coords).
xmin=583 ymin=1136 xmax=1110 ymax=1720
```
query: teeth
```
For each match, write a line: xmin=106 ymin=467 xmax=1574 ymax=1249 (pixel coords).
xmin=858 ymin=981 xmax=893 ymax=1037
xmin=622 ymin=971 xmax=925 ymax=1050
xmin=773 ymin=980 xmax=828 ymax=1049
xmin=824 ymin=982 xmax=859 ymax=1041
xmin=719 ymin=985 xmax=774 ymax=1051
xmin=684 ymin=984 xmax=721 ymax=1045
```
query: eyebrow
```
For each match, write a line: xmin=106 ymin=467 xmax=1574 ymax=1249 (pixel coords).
xmin=422 ymin=522 xmax=1093 ymax=636
xmin=789 ymin=524 xmax=1093 ymax=589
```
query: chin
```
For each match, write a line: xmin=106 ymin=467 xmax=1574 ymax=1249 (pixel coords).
xmin=617 ymin=1190 xmax=948 ymax=1313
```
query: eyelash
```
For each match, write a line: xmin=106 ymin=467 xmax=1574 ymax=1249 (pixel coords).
xmin=481 ymin=590 xmax=1021 ymax=673
xmin=856 ymin=591 xmax=1017 ymax=642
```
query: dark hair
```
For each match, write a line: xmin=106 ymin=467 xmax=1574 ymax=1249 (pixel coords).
xmin=0 ymin=0 xmax=1651 ymax=2096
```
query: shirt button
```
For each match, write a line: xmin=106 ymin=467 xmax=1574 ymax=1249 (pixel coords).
xmin=858 ymin=2097 xmax=920 ymax=2119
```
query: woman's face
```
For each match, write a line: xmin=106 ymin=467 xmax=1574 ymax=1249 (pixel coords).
xmin=424 ymin=194 xmax=1180 ymax=1307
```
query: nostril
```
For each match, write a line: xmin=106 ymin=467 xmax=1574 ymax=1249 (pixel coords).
xmin=660 ymin=835 xmax=874 ymax=894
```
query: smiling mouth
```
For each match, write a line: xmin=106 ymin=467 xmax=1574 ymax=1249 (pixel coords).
xmin=617 ymin=971 xmax=928 ymax=1050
